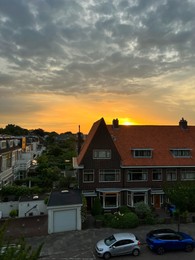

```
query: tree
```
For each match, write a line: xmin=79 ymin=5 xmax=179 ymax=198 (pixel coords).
xmin=81 ymin=195 xmax=87 ymax=223
xmin=164 ymin=182 xmax=195 ymax=230
xmin=0 ymin=223 xmax=43 ymax=259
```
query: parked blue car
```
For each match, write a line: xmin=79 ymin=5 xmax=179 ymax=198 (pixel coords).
xmin=146 ymin=228 xmax=195 ymax=255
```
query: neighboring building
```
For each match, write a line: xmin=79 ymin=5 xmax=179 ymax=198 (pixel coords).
xmin=47 ymin=189 xmax=82 ymax=234
xmin=0 ymin=135 xmax=45 ymax=187
xmin=0 ymin=137 xmax=22 ymax=187
xmin=73 ymin=117 xmax=195 ymax=211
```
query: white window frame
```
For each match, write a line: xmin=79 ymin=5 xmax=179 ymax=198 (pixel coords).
xmin=99 ymin=169 xmax=120 ymax=182
xmin=127 ymin=191 xmax=148 ymax=207
xmin=83 ymin=170 xmax=94 ymax=183
xmin=166 ymin=169 xmax=177 ymax=181
xmin=127 ymin=169 xmax=148 ymax=182
xmin=170 ymin=149 xmax=191 ymax=158
xmin=132 ymin=149 xmax=152 ymax=158
xmin=93 ymin=149 xmax=111 ymax=159
xmin=180 ymin=168 xmax=195 ymax=181
xmin=100 ymin=192 xmax=121 ymax=209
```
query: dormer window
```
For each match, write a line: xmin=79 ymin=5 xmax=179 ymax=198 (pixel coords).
xmin=132 ymin=149 xmax=152 ymax=158
xmin=170 ymin=149 xmax=191 ymax=158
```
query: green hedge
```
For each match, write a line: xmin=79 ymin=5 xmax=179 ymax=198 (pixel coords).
xmin=110 ymin=212 xmax=139 ymax=228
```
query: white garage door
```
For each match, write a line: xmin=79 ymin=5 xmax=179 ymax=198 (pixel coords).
xmin=53 ymin=209 xmax=77 ymax=232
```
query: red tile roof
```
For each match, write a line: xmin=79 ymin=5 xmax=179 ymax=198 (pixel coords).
xmin=107 ymin=124 xmax=195 ymax=167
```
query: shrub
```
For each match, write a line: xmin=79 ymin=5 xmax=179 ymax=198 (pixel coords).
xmin=103 ymin=213 xmax=115 ymax=226
xmin=119 ymin=206 xmax=131 ymax=214
xmin=81 ymin=195 xmax=87 ymax=223
xmin=110 ymin=212 xmax=139 ymax=229
xmin=9 ymin=209 xmax=18 ymax=218
xmin=134 ymin=202 xmax=151 ymax=219
xmin=91 ymin=197 xmax=103 ymax=216
xmin=145 ymin=213 xmax=156 ymax=225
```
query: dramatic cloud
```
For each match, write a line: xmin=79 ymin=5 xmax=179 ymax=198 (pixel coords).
xmin=0 ymin=0 xmax=195 ymax=132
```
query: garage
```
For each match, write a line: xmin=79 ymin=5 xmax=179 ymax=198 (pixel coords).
xmin=47 ymin=189 xmax=82 ymax=234
xmin=53 ymin=209 xmax=76 ymax=232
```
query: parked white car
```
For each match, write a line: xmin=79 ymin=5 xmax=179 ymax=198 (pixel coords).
xmin=95 ymin=232 xmax=141 ymax=259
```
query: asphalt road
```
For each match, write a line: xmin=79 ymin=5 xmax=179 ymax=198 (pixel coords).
xmin=27 ymin=223 xmax=195 ymax=259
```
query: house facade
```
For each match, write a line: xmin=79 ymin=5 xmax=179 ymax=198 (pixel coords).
xmin=73 ymin=117 xmax=195 ymax=211
xmin=0 ymin=135 xmax=45 ymax=188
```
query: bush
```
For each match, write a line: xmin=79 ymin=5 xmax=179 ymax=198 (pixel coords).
xmin=118 ymin=206 xmax=131 ymax=214
xmin=81 ymin=196 xmax=87 ymax=223
xmin=9 ymin=209 xmax=18 ymax=218
xmin=103 ymin=213 xmax=115 ymax=226
xmin=110 ymin=212 xmax=139 ymax=229
xmin=145 ymin=213 xmax=156 ymax=225
xmin=91 ymin=197 xmax=103 ymax=216
xmin=134 ymin=202 xmax=151 ymax=219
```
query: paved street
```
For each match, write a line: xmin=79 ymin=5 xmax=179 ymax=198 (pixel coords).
xmin=27 ymin=223 xmax=195 ymax=259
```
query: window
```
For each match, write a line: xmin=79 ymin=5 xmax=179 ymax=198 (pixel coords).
xmin=171 ymin=149 xmax=191 ymax=158
xmin=99 ymin=169 xmax=120 ymax=182
xmin=83 ymin=170 xmax=94 ymax=183
xmin=133 ymin=149 xmax=152 ymax=158
xmin=114 ymin=240 xmax=134 ymax=247
xmin=100 ymin=192 xmax=120 ymax=208
xmin=127 ymin=169 xmax=148 ymax=181
xmin=180 ymin=168 xmax=195 ymax=180
xmin=152 ymin=169 xmax=162 ymax=181
xmin=93 ymin=149 xmax=111 ymax=159
xmin=0 ymin=141 xmax=6 ymax=149
xmin=127 ymin=191 xmax=147 ymax=207
xmin=166 ymin=169 xmax=177 ymax=181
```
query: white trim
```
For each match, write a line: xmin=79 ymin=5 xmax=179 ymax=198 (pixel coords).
xmin=125 ymin=188 xmax=151 ymax=192
xmin=121 ymin=165 xmax=195 ymax=168
xmin=151 ymin=189 xmax=164 ymax=195
xmin=96 ymin=188 xmax=122 ymax=193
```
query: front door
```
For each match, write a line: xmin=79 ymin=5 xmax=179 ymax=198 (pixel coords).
xmin=154 ymin=195 xmax=161 ymax=209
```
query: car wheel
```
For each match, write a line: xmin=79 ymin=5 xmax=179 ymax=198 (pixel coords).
xmin=132 ymin=248 xmax=140 ymax=256
xmin=156 ymin=247 xmax=165 ymax=255
xmin=103 ymin=252 xmax=111 ymax=260
xmin=185 ymin=244 xmax=193 ymax=252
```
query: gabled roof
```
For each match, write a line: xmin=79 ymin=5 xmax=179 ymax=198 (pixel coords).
xmin=76 ymin=117 xmax=195 ymax=168
xmin=77 ymin=118 xmax=106 ymax=165
xmin=107 ymin=124 xmax=195 ymax=167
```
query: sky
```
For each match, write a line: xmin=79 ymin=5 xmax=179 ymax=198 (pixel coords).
xmin=0 ymin=0 xmax=195 ymax=134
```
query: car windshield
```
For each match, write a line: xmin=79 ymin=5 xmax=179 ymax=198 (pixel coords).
xmin=104 ymin=235 xmax=116 ymax=246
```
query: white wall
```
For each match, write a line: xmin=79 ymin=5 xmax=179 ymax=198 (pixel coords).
xmin=18 ymin=200 xmax=47 ymax=218
xmin=0 ymin=201 xmax=19 ymax=218
xmin=0 ymin=200 xmax=47 ymax=218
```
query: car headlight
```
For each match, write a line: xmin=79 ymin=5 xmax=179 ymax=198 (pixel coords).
xmin=97 ymin=248 xmax=103 ymax=252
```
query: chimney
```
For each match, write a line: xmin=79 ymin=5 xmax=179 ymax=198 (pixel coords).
xmin=77 ymin=125 xmax=83 ymax=154
xmin=112 ymin=118 xmax=119 ymax=128
xmin=179 ymin=118 xmax=188 ymax=129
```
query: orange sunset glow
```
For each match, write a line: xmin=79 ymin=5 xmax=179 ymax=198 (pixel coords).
xmin=0 ymin=1 xmax=195 ymax=134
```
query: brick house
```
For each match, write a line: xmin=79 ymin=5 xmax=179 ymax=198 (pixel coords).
xmin=73 ymin=117 xmax=195 ymax=211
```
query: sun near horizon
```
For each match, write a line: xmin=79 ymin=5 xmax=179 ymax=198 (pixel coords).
xmin=117 ymin=118 xmax=136 ymax=126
